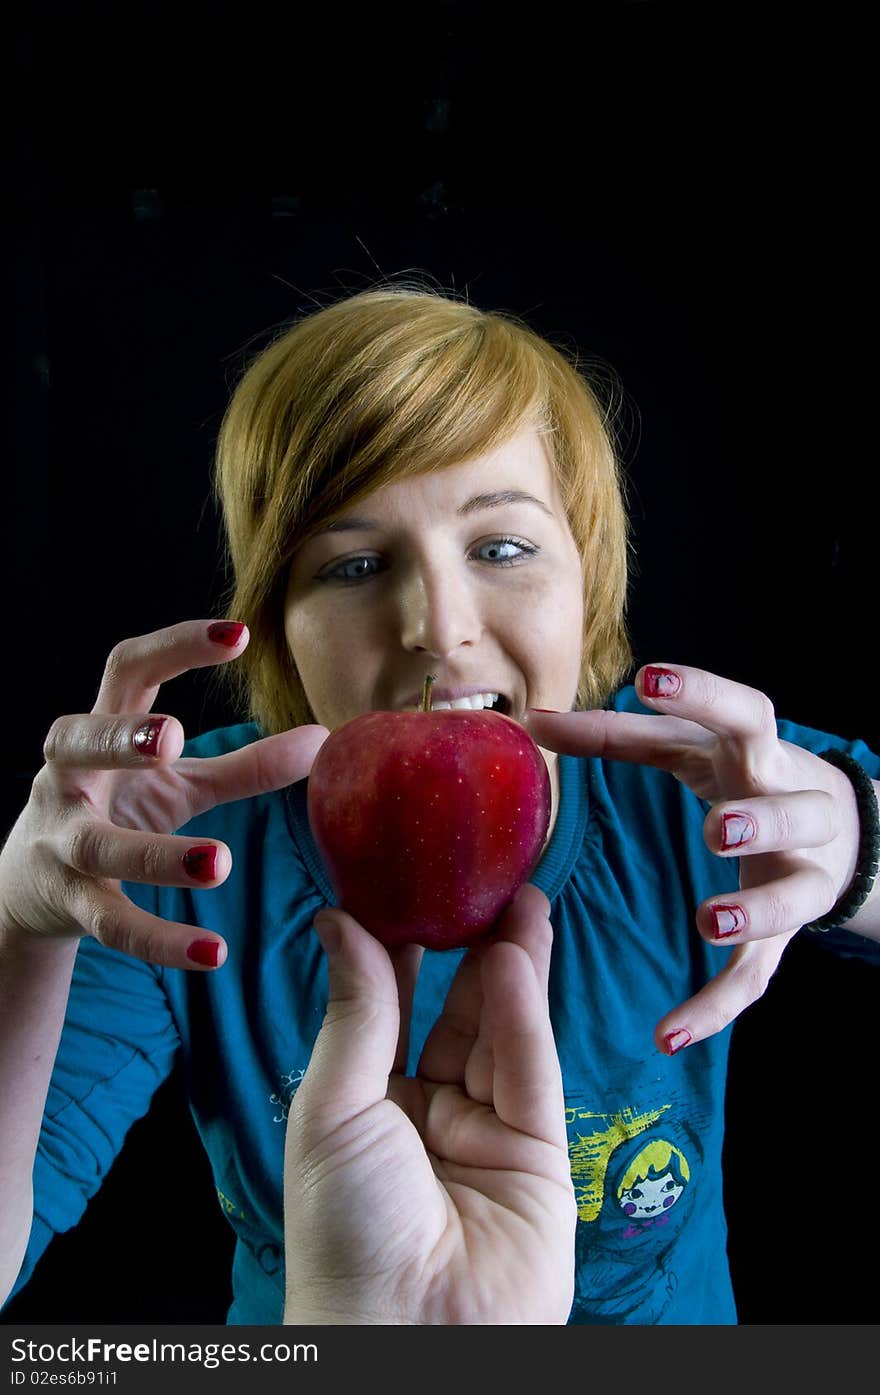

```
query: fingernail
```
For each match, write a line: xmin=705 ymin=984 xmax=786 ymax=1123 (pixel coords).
xmin=183 ymin=846 xmax=219 ymax=882
xmin=721 ymin=812 xmax=756 ymax=850
xmin=711 ymin=903 xmax=747 ymax=938
xmin=664 ymin=1028 xmax=692 ymax=1055
xmin=314 ymin=910 xmax=341 ymax=954
xmin=187 ymin=939 xmax=221 ymax=967
xmin=527 ymin=708 xmax=562 ymax=714
xmin=643 ymin=667 xmax=682 ymax=698
xmin=133 ymin=717 xmax=167 ymax=757
xmin=208 ymin=621 xmax=246 ymax=647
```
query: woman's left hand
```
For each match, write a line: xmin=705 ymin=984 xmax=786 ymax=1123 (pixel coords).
xmin=527 ymin=664 xmax=880 ymax=1054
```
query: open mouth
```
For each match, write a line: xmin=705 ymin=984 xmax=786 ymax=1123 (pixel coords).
xmin=429 ymin=692 xmax=510 ymax=715
xmin=401 ymin=691 xmax=511 ymax=715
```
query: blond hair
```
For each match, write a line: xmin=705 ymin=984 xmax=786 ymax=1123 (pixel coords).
xmin=214 ymin=283 xmax=634 ymax=732
xmin=618 ymin=1140 xmax=691 ymax=1194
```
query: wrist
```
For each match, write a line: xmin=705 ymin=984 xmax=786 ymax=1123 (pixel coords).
xmin=283 ymin=1281 xmax=415 ymax=1327
xmin=282 ymin=1302 xmax=416 ymax=1326
xmin=0 ymin=918 xmax=81 ymax=964
xmin=804 ymin=754 xmax=880 ymax=935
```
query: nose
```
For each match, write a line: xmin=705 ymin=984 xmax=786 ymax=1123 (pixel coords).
xmin=398 ymin=560 xmax=482 ymax=658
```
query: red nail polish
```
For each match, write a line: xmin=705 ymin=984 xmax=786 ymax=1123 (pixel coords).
xmin=721 ymin=812 xmax=756 ymax=850
xmin=711 ymin=903 xmax=747 ymax=938
xmin=187 ymin=939 xmax=221 ymax=967
xmin=643 ymin=667 xmax=682 ymax=698
xmin=664 ymin=1028 xmax=692 ymax=1055
xmin=183 ymin=846 xmax=219 ymax=882
xmin=133 ymin=717 xmax=167 ymax=757
xmin=207 ymin=621 xmax=245 ymax=647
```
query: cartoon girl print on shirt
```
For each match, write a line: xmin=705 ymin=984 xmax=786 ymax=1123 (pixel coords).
xmin=565 ymin=1100 xmax=703 ymax=1323
xmin=616 ymin=1139 xmax=690 ymax=1237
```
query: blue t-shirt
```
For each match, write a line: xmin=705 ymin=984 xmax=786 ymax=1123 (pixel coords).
xmin=8 ymin=688 xmax=880 ymax=1324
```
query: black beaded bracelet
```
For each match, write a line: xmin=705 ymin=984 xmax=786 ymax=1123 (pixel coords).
xmin=803 ymin=748 xmax=880 ymax=933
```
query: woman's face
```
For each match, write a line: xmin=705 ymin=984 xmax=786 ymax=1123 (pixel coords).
xmin=284 ymin=426 xmax=584 ymax=754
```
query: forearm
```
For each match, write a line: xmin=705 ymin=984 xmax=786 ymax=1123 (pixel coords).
xmin=0 ymin=924 xmax=79 ymax=1304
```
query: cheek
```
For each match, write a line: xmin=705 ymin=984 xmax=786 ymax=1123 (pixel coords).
xmin=512 ymin=573 xmax=583 ymax=671
xmin=283 ymin=604 xmax=352 ymax=700
xmin=529 ymin=553 xmax=583 ymax=625
xmin=284 ymin=599 xmax=383 ymax=721
xmin=506 ymin=565 xmax=582 ymax=627
xmin=283 ymin=606 xmax=321 ymax=673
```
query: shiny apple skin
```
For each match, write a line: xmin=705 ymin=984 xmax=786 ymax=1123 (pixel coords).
xmin=306 ymin=709 xmax=552 ymax=950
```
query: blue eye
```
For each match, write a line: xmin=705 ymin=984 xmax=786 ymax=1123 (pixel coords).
xmin=318 ymin=536 xmax=537 ymax=584
xmin=475 ymin=537 xmax=537 ymax=565
xmin=320 ymin=555 xmax=383 ymax=583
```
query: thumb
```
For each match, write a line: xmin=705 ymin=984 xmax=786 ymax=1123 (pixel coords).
xmin=296 ymin=909 xmax=401 ymax=1125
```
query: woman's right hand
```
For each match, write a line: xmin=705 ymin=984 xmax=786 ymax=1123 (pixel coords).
xmin=0 ymin=620 xmax=328 ymax=970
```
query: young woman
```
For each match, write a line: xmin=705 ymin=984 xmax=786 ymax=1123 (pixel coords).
xmin=1 ymin=287 xmax=877 ymax=1324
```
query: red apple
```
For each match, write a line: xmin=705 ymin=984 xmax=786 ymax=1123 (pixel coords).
xmin=306 ymin=692 xmax=551 ymax=950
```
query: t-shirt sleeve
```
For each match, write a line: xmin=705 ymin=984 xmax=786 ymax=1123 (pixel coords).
xmin=4 ymin=886 xmax=180 ymax=1305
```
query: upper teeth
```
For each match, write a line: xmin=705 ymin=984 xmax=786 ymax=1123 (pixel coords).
xmin=434 ymin=692 xmax=500 ymax=711
xmin=405 ymin=691 xmax=501 ymax=712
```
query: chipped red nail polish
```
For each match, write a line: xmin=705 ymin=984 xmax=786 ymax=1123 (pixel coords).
xmin=643 ymin=667 xmax=682 ymax=698
xmin=187 ymin=939 xmax=221 ymax=967
xmin=207 ymin=621 xmax=245 ymax=647
xmin=664 ymin=1028 xmax=692 ymax=1055
xmin=721 ymin=812 xmax=757 ymax=850
xmin=132 ymin=717 xmax=166 ymax=757
xmin=711 ymin=903 xmax=747 ymax=938
xmin=183 ymin=846 xmax=218 ymax=883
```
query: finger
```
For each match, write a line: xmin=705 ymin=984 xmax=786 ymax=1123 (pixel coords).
xmin=416 ymin=945 xmax=486 ymax=1087
xmin=388 ymin=941 xmax=425 ymax=1075
xmin=524 ymin=706 xmax=710 ymax=770
xmin=296 ymin=908 xmax=401 ymax=1124
xmin=65 ymin=882 xmax=228 ymax=971
xmin=43 ymin=713 xmax=186 ymax=771
xmin=464 ymin=883 xmax=554 ymax=1104
xmin=634 ymin=663 xmax=779 ymax=750
xmin=705 ymin=790 xmax=839 ymax=858
xmin=489 ymin=883 xmax=554 ymax=997
xmin=697 ymin=864 xmax=838 ymax=944
xmin=93 ymin=619 xmax=249 ymax=715
xmin=417 ymin=885 xmax=555 ymax=1090
xmin=180 ymin=725 xmax=329 ymax=812
xmin=59 ymin=818 xmax=232 ymax=888
xmin=654 ymin=935 xmax=792 ymax=1054
xmin=480 ymin=938 xmax=567 ymax=1148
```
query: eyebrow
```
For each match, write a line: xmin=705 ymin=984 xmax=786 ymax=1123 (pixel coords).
xmin=314 ymin=489 xmax=555 ymax=535
xmin=459 ymin=490 xmax=555 ymax=519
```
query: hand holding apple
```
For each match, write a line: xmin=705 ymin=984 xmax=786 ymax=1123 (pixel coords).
xmin=282 ymin=884 xmax=576 ymax=1325
xmin=307 ymin=677 xmax=552 ymax=949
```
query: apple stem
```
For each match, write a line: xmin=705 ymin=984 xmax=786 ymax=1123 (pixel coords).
xmin=421 ymin=674 xmax=437 ymax=712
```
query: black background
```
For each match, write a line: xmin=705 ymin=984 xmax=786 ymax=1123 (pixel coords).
xmin=5 ymin=2 xmax=876 ymax=1324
